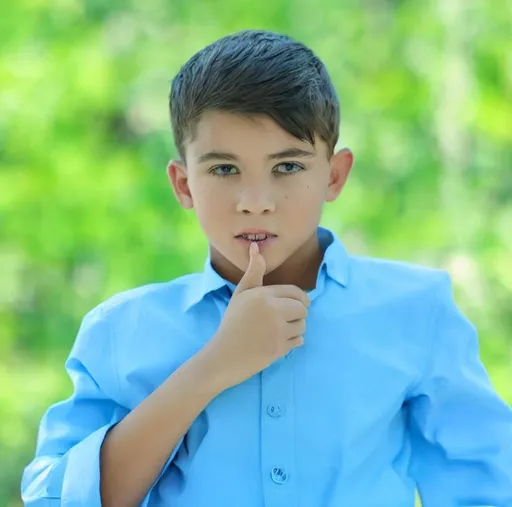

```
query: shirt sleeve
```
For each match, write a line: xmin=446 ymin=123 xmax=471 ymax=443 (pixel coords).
xmin=407 ymin=272 xmax=512 ymax=507
xmin=21 ymin=306 xmax=184 ymax=507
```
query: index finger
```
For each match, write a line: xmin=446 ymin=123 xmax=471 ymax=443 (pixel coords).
xmin=266 ymin=284 xmax=310 ymax=307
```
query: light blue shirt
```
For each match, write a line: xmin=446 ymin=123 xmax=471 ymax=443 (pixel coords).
xmin=22 ymin=227 xmax=512 ymax=507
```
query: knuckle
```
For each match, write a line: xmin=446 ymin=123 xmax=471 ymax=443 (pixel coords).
xmin=297 ymin=290 xmax=309 ymax=306
xmin=272 ymin=337 xmax=284 ymax=356
xmin=277 ymin=319 xmax=287 ymax=335
xmin=293 ymin=286 xmax=303 ymax=298
xmin=250 ymin=286 xmax=264 ymax=297
xmin=252 ymin=289 xmax=268 ymax=306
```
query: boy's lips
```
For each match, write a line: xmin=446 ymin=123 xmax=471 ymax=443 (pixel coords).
xmin=234 ymin=230 xmax=278 ymax=249
xmin=235 ymin=229 xmax=277 ymax=238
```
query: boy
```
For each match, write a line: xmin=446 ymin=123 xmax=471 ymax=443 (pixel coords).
xmin=22 ymin=29 xmax=512 ymax=507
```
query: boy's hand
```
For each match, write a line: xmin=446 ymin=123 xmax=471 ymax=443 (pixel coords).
xmin=204 ymin=242 xmax=310 ymax=390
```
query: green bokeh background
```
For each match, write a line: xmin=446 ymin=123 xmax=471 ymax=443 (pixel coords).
xmin=1 ymin=1 xmax=511 ymax=505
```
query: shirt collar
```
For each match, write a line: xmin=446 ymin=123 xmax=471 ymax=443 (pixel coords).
xmin=317 ymin=226 xmax=350 ymax=288
xmin=183 ymin=226 xmax=350 ymax=311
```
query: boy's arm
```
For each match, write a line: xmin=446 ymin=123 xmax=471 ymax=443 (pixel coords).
xmin=407 ymin=273 xmax=512 ymax=506
xmin=21 ymin=306 xmax=225 ymax=507
xmin=21 ymin=307 xmax=128 ymax=507
xmin=99 ymin=346 xmax=224 ymax=507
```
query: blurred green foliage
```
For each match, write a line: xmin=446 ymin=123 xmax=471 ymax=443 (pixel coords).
xmin=1 ymin=0 xmax=511 ymax=505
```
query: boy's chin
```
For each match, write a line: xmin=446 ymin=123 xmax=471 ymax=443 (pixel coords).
xmin=211 ymin=245 xmax=286 ymax=281
xmin=234 ymin=253 xmax=283 ymax=279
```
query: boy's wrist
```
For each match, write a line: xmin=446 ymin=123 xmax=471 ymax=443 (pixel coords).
xmin=186 ymin=342 xmax=233 ymax=396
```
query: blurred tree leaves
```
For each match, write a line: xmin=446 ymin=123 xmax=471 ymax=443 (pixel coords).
xmin=1 ymin=0 xmax=511 ymax=505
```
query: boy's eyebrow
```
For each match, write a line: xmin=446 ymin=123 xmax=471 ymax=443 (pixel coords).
xmin=196 ymin=147 xmax=316 ymax=164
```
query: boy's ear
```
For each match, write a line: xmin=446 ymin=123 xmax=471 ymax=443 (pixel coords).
xmin=326 ymin=148 xmax=354 ymax=202
xmin=167 ymin=160 xmax=194 ymax=209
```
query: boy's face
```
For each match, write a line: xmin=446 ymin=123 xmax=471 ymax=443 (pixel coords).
xmin=168 ymin=110 xmax=353 ymax=281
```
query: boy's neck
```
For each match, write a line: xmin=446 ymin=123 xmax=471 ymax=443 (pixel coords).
xmin=261 ymin=232 xmax=323 ymax=291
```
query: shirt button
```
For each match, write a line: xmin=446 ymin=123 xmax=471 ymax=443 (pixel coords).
xmin=270 ymin=467 xmax=288 ymax=484
xmin=267 ymin=404 xmax=285 ymax=418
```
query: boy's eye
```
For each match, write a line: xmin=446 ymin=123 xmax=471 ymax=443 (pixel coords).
xmin=211 ymin=165 xmax=239 ymax=176
xmin=274 ymin=162 xmax=305 ymax=175
xmin=210 ymin=162 xmax=304 ymax=176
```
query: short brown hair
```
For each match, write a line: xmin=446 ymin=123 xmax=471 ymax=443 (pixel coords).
xmin=169 ymin=30 xmax=340 ymax=162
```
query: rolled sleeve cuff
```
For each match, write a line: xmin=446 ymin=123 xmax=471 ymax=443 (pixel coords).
xmin=59 ymin=423 xmax=112 ymax=507
xmin=58 ymin=423 xmax=183 ymax=507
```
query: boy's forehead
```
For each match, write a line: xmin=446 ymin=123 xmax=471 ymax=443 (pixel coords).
xmin=186 ymin=110 xmax=319 ymax=162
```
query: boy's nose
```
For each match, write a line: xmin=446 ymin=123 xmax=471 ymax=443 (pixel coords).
xmin=236 ymin=189 xmax=276 ymax=214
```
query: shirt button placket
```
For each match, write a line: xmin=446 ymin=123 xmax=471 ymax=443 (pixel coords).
xmin=260 ymin=361 xmax=298 ymax=506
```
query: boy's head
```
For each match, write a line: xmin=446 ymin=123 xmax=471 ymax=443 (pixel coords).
xmin=167 ymin=30 xmax=353 ymax=281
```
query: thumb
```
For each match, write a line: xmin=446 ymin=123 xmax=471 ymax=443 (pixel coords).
xmin=234 ymin=242 xmax=266 ymax=294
